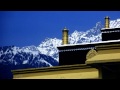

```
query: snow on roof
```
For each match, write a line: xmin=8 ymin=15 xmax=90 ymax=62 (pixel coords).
xmin=57 ymin=39 xmax=120 ymax=48
xmin=101 ymin=27 xmax=120 ymax=30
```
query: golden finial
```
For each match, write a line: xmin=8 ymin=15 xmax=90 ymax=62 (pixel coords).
xmin=62 ymin=27 xmax=69 ymax=45
xmin=105 ymin=16 xmax=110 ymax=28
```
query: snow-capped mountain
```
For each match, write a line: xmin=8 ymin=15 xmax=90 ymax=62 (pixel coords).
xmin=69 ymin=22 xmax=103 ymax=44
xmin=0 ymin=46 xmax=58 ymax=70
xmin=21 ymin=45 xmax=40 ymax=55
xmin=37 ymin=38 xmax=62 ymax=61
xmin=0 ymin=18 xmax=120 ymax=70
xmin=110 ymin=19 xmax=120 ymax=28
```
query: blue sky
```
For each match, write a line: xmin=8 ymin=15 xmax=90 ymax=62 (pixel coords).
xmin=0 ymin=11 xmax=120 ymax=47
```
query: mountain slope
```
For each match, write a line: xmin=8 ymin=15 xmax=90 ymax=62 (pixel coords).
xmin=69 ymin=22 xmax=103 ymax=44
xmin=110 ymin=19 xmax=120 ymax=28
xmin=37 ymin=38 xmax=62 ymax=61
xmin=0 ymin=46 xmax=58 ymax=70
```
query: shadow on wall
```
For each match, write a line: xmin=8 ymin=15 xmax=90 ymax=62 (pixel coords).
xmin=0 ymin=64 xmax=13 ymax=79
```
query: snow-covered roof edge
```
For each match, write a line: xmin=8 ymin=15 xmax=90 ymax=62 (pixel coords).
xmin=57 ymin=39 xmax=120 ymax=48
xmin=101 ymin=27 xmax=120 ymax=30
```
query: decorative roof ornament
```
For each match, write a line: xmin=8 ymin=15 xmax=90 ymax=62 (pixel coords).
xmin=86 ymin=49 xmax=98 ymax=60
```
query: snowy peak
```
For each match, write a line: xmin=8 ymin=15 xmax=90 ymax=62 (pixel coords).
xmin=38 ymin=38 xmax=62 ymax=47
xmin=86 ymin=22 xmax=103 ymax=35
xmin=110 ymin=19 xmax=120 ymax=28
xmin=21 ymin=45 xmax=40 ymax=55
xmin=69 ymin=30 xmax=84 ymax=44
xmin=22 ymin=45 xmax=39 ymax=51
xmin=69 ymin=21 xmax=103 ymax=44
xmin=37 ymin=38 xmax=62 ymax=61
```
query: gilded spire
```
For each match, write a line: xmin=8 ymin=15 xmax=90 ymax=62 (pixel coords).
xmin=105 ymin=16 xmax=110 ymax=28
xmin=62 ymin=27 xmax=69 ymax=45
